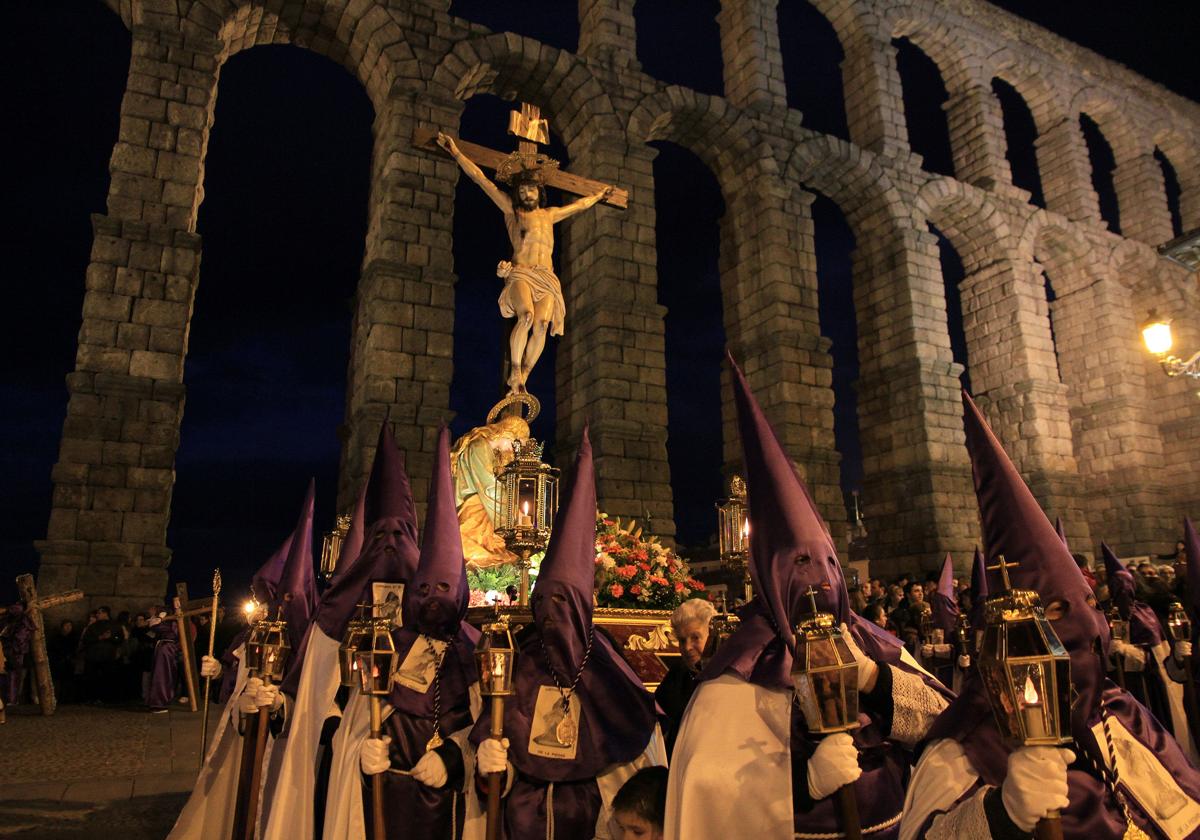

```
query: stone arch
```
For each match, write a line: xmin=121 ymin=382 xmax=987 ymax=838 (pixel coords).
xmin=429 ymin=32 xmax=624 ymax=150
xmin=1021 ymin=214 xmax=1096 ymax=294
xmin=887 ymin=3 xmax=979 ymax=98
xmin=1070 ymin=87 xmax=1142 ymax=160
xmin=1153 ymin=122 xmax=1200 ymax=232
xmin=987 ymin=50 xmax=1069 ymax=136
xmin=914 ymin=178 xmax=1019 ymax=273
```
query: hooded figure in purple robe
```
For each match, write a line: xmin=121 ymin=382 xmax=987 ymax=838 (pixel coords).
xmin=900 ymin=391 xmax=1200 ymax=840
xmin=217 ymin=532 xmax=294 ymax=704
xmin=1104 ymin=537 xmax=1190 ymax=739
xmin=147 ymin=607 xmax=182 ymax=710
xmin=467 ymin=426 xmax=665 ymax=840
xmin=927 ymin=554 xmax=967 ymax=689
xmin=665 ymin=356 xmax=953 ymax=840
xmin=167 ymin=481 xmax=317 ymax=840
xmin=0 ymin=603 xmax=34 ymax=705
xmin=352 ymin=427 xmax=483 ymax=839
xmin=264 ymin=421 xmax=422 ymax=840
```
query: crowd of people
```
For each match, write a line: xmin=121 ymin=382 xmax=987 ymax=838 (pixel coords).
xmin=4 ymin=362 xmax=1199 ymax=840
xmin=0 ymin=600 xmax=242 ymax=715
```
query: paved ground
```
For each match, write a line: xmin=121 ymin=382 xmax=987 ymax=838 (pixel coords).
xmin=0 ymin=703 xmax=208 ymax=838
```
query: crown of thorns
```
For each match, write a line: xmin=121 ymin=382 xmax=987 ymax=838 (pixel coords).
xmin=494 ymin=150 xmax=560 ymax=186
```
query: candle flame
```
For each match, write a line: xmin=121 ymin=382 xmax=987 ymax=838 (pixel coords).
xmin=742 ymin=520 xmax=750 ymax=538
xmin=243 ymin=601 xmax=256 ymax=616
xmin=522 ymin=500 xmax=530 ymax=515
xmin=1023 ymin=673 xmax=1039 ymax=705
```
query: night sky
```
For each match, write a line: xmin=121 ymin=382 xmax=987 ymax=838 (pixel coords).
xmin=2 ymin=1 xmax=1196 ymax=604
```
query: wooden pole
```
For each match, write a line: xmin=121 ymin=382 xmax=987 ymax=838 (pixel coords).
xmin=231 ymin=701 xmax=261 ymax=840
xmin=485 ymin=695 xmax=505 ymax=840
xmin=835 ymin=784 xmax=862 ymax=840
xmin=174 ymin=584 xmax=199 ymax=713
xmin=370 ymin=695 xmax=386 ymax=839
xmin=1035 ymin=813 xmax=1064 ymax=840
xmin=15 ymin=574 xmax=82 ymax=716
xmin=231 ymin=675 xmax=273 ymax=840
xmin=200 ymin=570 xmax=221 ymax=767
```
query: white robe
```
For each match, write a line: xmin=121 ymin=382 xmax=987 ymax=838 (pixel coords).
xmin=900 ymin=727 xmax=1200 ymax=840
xmin=1118 ymin=638 xmax=1199 ymax=766
xmin=167 ymin=645 xmax=278 ymax=840
xmin=665 ymin=648 xmax=944 ymax=840
xmin=260 ymin=626 xmax=343 ymax=840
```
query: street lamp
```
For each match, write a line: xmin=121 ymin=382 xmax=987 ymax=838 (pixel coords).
xmin=1141 ymin=310 xmax=1200 ymax=381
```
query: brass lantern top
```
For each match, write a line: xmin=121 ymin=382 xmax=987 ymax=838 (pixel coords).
xmin=248 ymin=618 xmax=291 ymax=683
xmin=320 ymin=513 xmax=353 ymax=581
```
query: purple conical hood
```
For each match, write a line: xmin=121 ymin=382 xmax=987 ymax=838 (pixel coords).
xmin=1186 ymin=518 xmax=1200 ymax=619
xmin=533 ymin=425 xmax=598 ymax=676
xmin=251 ymin=534 xmax=292 ymax=604
xmin=1102 ymin=542 xmax=1134 ymax=619
xmin=405 ymin=427 xmax=468 ymax=637
xmin=274 ymin=480 xmax=318 ymax=659
xmin=1055 ymin=517 xmax=1069 ymax=549
xmin=314 ymin=421 xmax=420 ymax=642
xmin=962 ymin=390 xmax=1109 ymax=727
xmin=931 ymin=553 xmax=959 ymax=636
xmin=968 ymin=546 xmax=988 ymax=627
xmin=730 ymin=354 xmax=849 ymax=644
xmin=364 ymin=421 xmax=417 ymax=529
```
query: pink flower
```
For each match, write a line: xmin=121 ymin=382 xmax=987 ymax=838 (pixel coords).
xmin=674 ymin=581 xmax=685 ymax=593
xmin=630 ymin=584 xmax=642 ymax=595
xmin=609 ymin=584 xmax=624 ymax=598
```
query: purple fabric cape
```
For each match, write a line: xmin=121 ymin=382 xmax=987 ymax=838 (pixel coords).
xmin=469 ymin=427 xmax=658 ymax=783
xmin=968 ymin=546 xmax=988 ymax=629
xmin=925 ymin=391 xmax=1200 ymax=836
xmin=930 ymin=553 xmax=959 ymax=638
xmin=279 ymin=422 xmax=420 ymax=699
xmin=148 ymin=619 xmax=180 ymax=707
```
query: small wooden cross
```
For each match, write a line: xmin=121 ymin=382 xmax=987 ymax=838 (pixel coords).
xmin=14 ymin=573 xmax=83 ymax=716
xmin=802 ymin=585 xmax=823 ymax=616
xmin=413 ymin=101 xmax=629 ymax=209
xmin=986 ymin=554 xmax=1019 ymax=592
xmin=167 ymin=582 xmax=217 ymax=713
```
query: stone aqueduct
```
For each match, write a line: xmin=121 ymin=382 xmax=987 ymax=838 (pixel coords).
xmin=40 ymin=0 xmax=1200 ymax=612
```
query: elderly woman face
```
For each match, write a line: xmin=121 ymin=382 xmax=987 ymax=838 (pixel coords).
xmin=675 ymin=619 xmax=710 ymax=670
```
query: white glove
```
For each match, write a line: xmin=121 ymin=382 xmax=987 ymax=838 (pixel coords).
xmin=1176 ymin=641 xmax=1193 ymax=663
xmin=957 ymin=654 xmax=971 ymax=669
xmin=238 ymin=679 xmax=262 ymax=715
xmin=839 ymin=624 xmax=879 ymax=692
xmin=200 ymin=655 xmax=222 ymax=679
xmin=412 ymin=750 xmax=449 ymax=788
xmin=477 ymin=737 xmax=510 ymax=775
xmin=1000 ymin=746 xmax=1074 ymax=832
xmin=361 ymin=736 xmax=392 ymax=775
xmin=920 ymin=644 xmax=934 ymax=660
xmin=806 ymin=732 xmax=862 ymax=801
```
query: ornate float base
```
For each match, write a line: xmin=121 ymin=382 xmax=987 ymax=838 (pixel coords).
xmin=466 ymin=605 xmax=678 ymax=689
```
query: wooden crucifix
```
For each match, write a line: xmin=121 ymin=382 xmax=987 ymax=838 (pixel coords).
xmin=168 ymin=581 xmax=216 ymax=713
xmin=415 ymin=102 xmax=628 ymax=396
xmin=14 ymin=573 xmax=83 ymax=716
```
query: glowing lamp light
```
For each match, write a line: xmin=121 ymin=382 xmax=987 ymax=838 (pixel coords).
xmin=1142 ymin=311 xmax=1174 ymax=356
xmin=246 ymin=618 xmax=291 ymax=682
xmin=243 ymin=600 xmax=256 ymax=617
xmin=338 ymin=612 xmax=372 ymax=688
xmin=1168 ymin=601 xmax=1192 ymax=644
xmin=716 ymin=475 xmax=753 ymax=602
xmin=353 ymin=616 xmax=399 ymax=697
xmin=977 ymin=557 xmax=1071 ymax=748
xmin=791 ymin=588 xmax=860 ymax=734
xmin=475 ymin=618 xmax=517 ymax=697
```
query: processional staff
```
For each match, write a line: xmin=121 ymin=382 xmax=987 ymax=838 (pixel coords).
xmin=200 ymin=569 xmax=222 ymax=766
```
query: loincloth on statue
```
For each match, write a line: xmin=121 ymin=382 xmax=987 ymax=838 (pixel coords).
xmin=458 ymin=494 xmax=518 ymax=569
xmin=496 ymin=261 xmax=566 ymax=336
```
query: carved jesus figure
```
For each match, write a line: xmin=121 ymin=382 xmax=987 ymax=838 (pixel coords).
xmin=438 ymin=131 xmax=612 ymax=393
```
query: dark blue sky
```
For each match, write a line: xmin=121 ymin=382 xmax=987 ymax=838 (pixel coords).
xmin=2 ymin=0 xmax=1195 ymax=604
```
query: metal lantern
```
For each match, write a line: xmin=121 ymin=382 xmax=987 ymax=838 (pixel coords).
xmin=917 ymin=602 xmax=936 ymax=643
xmin=354 ymin=617 xmax=400 ymax=697
xmin=339 ymin=612 xmax=372 ymax=687
xmin=791 ymin=588 xmax=860 ymax=734
xmin=493 ymin=438 xmax=559 ymax=605
xmin=716 ymin=475 xmax=752 ymax=602
xmin=977 ymin=559 xmax=1071 ymax=747
xmin=246 ymin=619 xmax=291 ymax=682
xmin=700 ymin=593 xmax=741 ymax=668
xmin=1168 ymin=601 xmax=1192 ymax=644
xmin=475 ymin=617 xmax=518 ymax=698
xmin=1107 ymin=605 xmax=1130 ymax=644
xmin=955 ymin=612 xmax=972 ymax=658
xmin=320 ymin=513 xmax=352 ymax=581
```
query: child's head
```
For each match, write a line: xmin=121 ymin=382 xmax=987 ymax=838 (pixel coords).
xmin=612 ymin=766 xmax=668 ymax=840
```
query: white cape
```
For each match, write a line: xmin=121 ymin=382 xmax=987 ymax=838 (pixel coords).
xmin=167 ymin=645 xmax=278 ymax=839
xmin=260 ymin=625 xmax=342 ymax=840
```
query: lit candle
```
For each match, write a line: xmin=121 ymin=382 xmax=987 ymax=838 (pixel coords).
xmin=518 ymin=500 xmax=533 ymax=528
xmin=1019 ymin=673 xmax=1048 ymax=740
xmin=741 ymin=519 xmax=750 ymax=548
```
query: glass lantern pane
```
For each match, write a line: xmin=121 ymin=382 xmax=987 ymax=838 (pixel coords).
xmin=806 ymin=637 xmax=838 ymax=669
xmin=1004 ymin=619 xmax=1044 ymax=657
xmin=1053 ymin=657 xmax=1071 ymax=738
xmin=978 ymin=660 xmax=1021 ymax=743
xmin=1008 ymin=662 xmax=1053 ymax=742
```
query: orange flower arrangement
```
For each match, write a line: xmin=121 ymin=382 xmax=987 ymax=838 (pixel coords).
xmin=593 ymin=513 xmax=704 ymax=609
